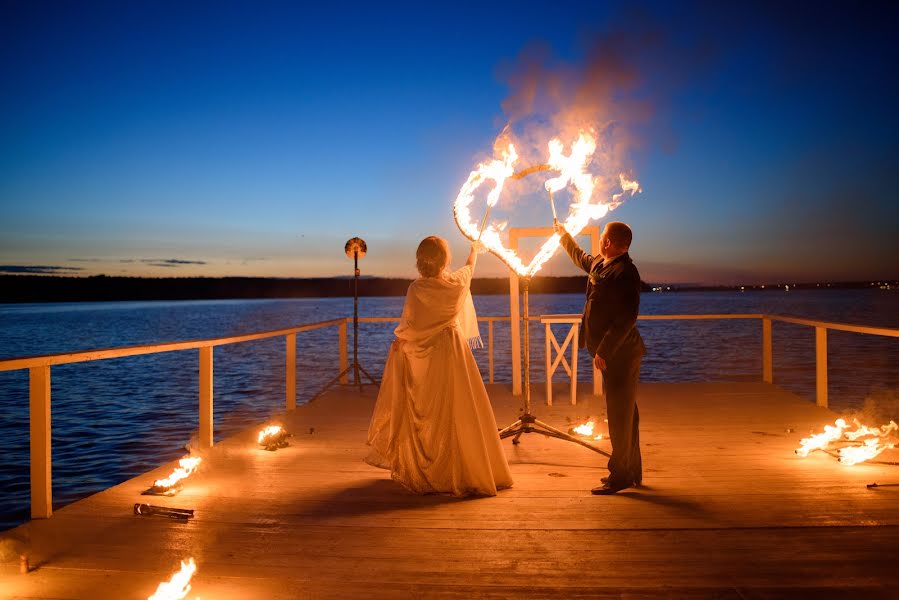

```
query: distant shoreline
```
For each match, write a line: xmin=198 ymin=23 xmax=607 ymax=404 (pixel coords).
xmin=1 ymin=275 xmax=895 ymax=304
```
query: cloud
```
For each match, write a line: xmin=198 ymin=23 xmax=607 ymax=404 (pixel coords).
xmin=0 ymin=265 xmax=84 ymax=275
xmin=139 ymin=258 xmax=208 ymax=267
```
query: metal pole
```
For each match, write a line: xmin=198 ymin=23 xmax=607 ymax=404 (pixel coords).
xmin=354 ymin=250 xmax=361 ymax=391
xmin=523 ymin=277 xmax=531 ymax=414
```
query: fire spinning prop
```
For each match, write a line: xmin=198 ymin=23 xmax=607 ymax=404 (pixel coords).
xmin=143 ymin=456 xmax=202 ymax=496
xmin=454 ymin=132 xmax=640 ymax=278
xmin=455 ymin=132 xmax=640 ymax=457
xmin=795 ymin=418 xmax=898 ymax=465
xmin=148 ymin=557 xmax=197 ymax=600
xmin=134 ymin=503 xmax=195 ymax=521
xmin=258 ymin=424 xmax=291 ymax=450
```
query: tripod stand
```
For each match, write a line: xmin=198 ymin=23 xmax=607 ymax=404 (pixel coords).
xmin=312 ymin=241 xmax=379 ymax=400
xmin=497 ymin=277 xmax=609 ymax=457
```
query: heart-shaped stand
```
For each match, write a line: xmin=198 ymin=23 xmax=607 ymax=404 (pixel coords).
xmin=496 ymin=275 xmax=609 ymax=458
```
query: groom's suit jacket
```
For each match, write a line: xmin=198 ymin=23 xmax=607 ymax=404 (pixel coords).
xmin=559 ymin=232 xmax=645 ymax=363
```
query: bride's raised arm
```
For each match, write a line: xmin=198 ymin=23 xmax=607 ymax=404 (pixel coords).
xmin=466 ymin=241 xmax=483 ymax=271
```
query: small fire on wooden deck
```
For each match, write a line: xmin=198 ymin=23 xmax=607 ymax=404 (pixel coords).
xmin=148 ymin=557 xmax=196 ymax=600
xmin=258 ymin=424 xmax=291 ymax=451
xmin=796 ymin=418 xmax=898 ymax=465
xmin=569 ymin=420 xmax=603 ymax=440
xmin=143 ymin=456 xmax=202 ymax=496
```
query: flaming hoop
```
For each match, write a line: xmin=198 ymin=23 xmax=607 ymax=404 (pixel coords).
xmin=453 ymin=132 xmax=641 ymax=278
xmin=453 ymin=131 xmax=642 ymax=459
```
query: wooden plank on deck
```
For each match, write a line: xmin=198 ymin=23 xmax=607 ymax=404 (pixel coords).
xmin=2 ymin=383 xmax=898 ymax=598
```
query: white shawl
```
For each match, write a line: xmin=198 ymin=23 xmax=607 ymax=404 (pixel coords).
xmin=395 ymin=265 xmax=482 ymax=349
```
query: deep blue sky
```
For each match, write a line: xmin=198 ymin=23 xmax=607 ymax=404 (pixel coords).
xmin=1 ymin=1 xmax=897 ymax=283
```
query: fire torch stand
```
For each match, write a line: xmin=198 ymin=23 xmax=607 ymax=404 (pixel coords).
xmin=311 ymin=242 xmax=379 ymax=401
xmin=497 ymin=277 xmax=610 ymax=457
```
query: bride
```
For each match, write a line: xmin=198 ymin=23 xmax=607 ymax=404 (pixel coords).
xmin=366 ymin=236 xmax=513 ymax=496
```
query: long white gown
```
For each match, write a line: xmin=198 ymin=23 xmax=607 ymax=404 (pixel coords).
xmin=366 ymin=264 xmax=513 ymax=496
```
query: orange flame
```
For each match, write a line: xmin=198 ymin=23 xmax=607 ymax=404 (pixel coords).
xmin=148 ymin=557 xmax=197 ymax=600
xmin=839 ymin=438 xmax=896 ymax=466
xmin=795 ymin=418 xmax=849 ymax=457
xmin=571 ymin=420 xmax=603 ymax=440
xmin=796 ymin=418 xmax=898 ymax=465
xmin=258 ymin=425 xmax=283 ymax=445
xmin=153 ymin=456 xmax=201 ymax=490
xmin=838 ymin=420 xmax=898 ymax=465
xmin=454 ymin=132 xmax=640 ymax=277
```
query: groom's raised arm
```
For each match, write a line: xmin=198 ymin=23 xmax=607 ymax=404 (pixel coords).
xmin=557 ymin=229 xmax=594 ymax=273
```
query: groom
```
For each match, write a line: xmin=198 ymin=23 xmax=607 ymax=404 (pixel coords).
xmin=553 ymin=219 xmax=645 ymax=495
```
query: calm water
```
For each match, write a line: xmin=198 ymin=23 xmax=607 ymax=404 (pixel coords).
xmin=1 ymin=290 xmax=897 ymax=530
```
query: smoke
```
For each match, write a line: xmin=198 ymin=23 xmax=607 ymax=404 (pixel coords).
xmin=490 ymin=19 xmax=677 ymax=207
xmin=845 ymin=390 xmax=899 ymax=425
xmin=0 ymin=536 xmax=27 ymax=561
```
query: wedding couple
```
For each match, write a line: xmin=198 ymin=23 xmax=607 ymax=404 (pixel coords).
xmin=365 ymin=221 xmax=644 ymax=496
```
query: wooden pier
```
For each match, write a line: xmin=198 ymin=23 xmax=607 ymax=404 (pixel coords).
xmin=2 ymin=381 xmax=898 ymax=598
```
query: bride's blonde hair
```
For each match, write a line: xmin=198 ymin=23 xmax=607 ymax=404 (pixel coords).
xmin=416 ymin=236 xmax=450 ymax=278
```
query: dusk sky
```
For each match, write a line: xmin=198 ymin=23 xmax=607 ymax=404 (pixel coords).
xmin=2 ymin=1 xmax=897 ymax=284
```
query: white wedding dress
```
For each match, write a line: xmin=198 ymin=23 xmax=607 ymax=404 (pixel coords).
xmin=366 ymin=264 xmax=513 ymax=496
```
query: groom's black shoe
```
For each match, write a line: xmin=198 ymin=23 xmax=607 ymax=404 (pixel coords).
xmin=592 ymin=480 xmax=633 ymax=495
xmin=600 ymin=476 xmax=641 ymax=487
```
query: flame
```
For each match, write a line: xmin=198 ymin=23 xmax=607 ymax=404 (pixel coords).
xmin=611 ymin=174 xmax=642 ymax=208
xmin=154 ymin=456 xmax=202 ymax=490
xmin=258 ymin=425 xmax=283 ymax=445
xmin=839 ymin=438 xmax=896 ymax=466
xmin=795 ymin=418 xmax=849 ymax=457
xmin=796 ymin=418 xmax=898 ymax=465
xmin=454 ymin=132 xmax=640 ymax=278
xmin=571 ymin=420 xmax=603 ymax=440
xmin=148 ymin=557 xmax=197 ymax=600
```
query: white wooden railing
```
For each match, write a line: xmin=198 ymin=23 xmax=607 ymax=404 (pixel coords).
xmin=0 ymin=312 xmax=896 ymax=520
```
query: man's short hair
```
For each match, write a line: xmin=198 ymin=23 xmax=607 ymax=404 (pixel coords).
xmin=605 ymin=222 xmax=633 ymax=250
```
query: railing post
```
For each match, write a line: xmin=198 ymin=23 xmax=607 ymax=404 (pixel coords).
xmin=286 ymin=333 xmax=296 ymax=411
xmin=339 ymin=320 xmax=348 ymax=385
xmin=570 ymin=324 xmax=578 ymax=406
xmin=816 ymin=326 xmax=828 ymax=408
xmin=29 ymin=366 xmax=52 ymax=519
xmin=488 ymin=320 xmax=494 ymax=384
xmin=545 ymin=322 xmax=552 ymax=406
xmin=199 ymin=346 xmax=214 ymax=449
xmin=762 ymin=317 xmax=773 ymax=384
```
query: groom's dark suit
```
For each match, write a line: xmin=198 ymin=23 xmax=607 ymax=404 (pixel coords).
xmin=560 ymin=232 xmax=645 ymax=487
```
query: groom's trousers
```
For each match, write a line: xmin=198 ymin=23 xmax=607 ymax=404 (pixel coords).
xmin=603 ymin=350 xmax=643 ymax=486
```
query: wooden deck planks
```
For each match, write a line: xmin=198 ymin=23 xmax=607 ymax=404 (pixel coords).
xmin=2 ymin=382 xmax=898 ymax=598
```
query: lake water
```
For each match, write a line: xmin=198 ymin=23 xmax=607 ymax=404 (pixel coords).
xmin=1 ymin=290 xmax=897 ymax=530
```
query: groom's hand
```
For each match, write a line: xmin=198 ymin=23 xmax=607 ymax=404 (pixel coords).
xmin=593 ymin=354 xmax=607 ymax=371
xmin=553 ymin=218 xmax=565 ymax=236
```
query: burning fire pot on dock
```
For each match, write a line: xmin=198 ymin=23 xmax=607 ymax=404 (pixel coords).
xmin=568 ymin=420 xmax=604 ymax=440
xmin=143 ymin=456 xmax=202 ymax=496
xmin=258 ymin=425 xmax=291 ymax=451
xmin=148 ymin=557 xmax=197 ymax=600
